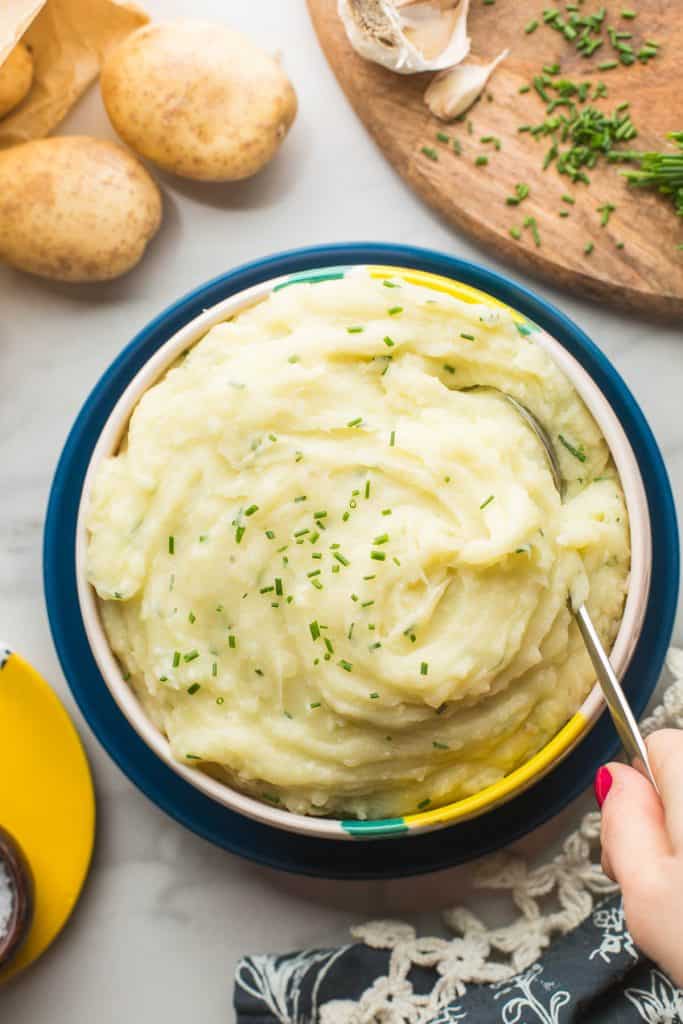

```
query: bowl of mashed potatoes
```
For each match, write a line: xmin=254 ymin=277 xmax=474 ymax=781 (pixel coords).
xmin=76 ymin=262 xmax=653 ymax=840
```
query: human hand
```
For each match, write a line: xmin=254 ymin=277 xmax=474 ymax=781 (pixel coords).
xmin=595 ymin=729 xmax=683 ymax=987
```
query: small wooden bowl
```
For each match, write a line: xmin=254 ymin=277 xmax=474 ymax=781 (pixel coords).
xmin=0 ymin=827 xmax=34 ymax=970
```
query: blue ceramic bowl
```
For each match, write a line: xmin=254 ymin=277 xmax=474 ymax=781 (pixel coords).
xmin=44 ymin=243 xmax=679 ymax=878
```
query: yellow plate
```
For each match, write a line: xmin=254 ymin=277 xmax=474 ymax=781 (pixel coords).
xmin=0 ymin=648 xmax=95 ymax=985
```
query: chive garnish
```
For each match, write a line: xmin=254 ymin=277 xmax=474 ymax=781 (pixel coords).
xmin=364 ymin=480 xmax=371 ymax=499
xmin=187 ymin=683 xmax=201 ymax=695
xmin=597 ymin=202 xmax=615 ymax=226
xmin=389 ymin=430 xmax=396 ymax=447
xmin=562 ymin=194 xmax=576 ymax=205
xmin=265 ymin=530 xmax=275 ymax=539
xmin=338 ymin=660 xmax=353 ymax=672
xmin=351 ymin=593 xmax=359 ymax=602
xmin=288 ymin=355 xmax=300 ymax=363
xmin=212 ymin=662 xmax=218 ymax=677
xmin=558 ymin=434 xmax=587 ymax=461
xmin=312 ymin=552 xmax=323 ymax=559
xmin=417 ymin=798 xmax=432 ymax=809
xmin=433 ymin=741 xmax=449 ymax=750
xmin=475 ymin=155 xmax=489 ymax=166
xmin=333 ymin=551 xmax=350 ymax=566
xmin=373 ymin=533 xmax=389 ymax=545
xmin=421 ymin=146 xmax=438 ymax=161
xmin=420 ymin=662 xmax=429 ymax=675
xmin=363 ymin=574 xmax=376 ymax=581
xmin=307 ymin=569 xmax=321 ymax=578
xmin=186 ymin=754 xmax=201 ymax=760
xmin=311 ymin=578 xmax=323 ymax=590
xmin=480 ymin=495 xmax=495 ymax=510
xmin=348 ymin=622 xmax=355 ymax=640
xmin=443 ymin=363 xmax=456 ymax=373
xmin=259 ymin=586 xmax=274 ymax=594
xmin=383 ymin=280 xmax=399 ymax=287
xmin=310 ymin=702 xmax=321 ymax=709
xmin=584 ymin=241 xmax=595 ymax=255
xmin=173 ymin=651 xmax=181 ymax=667
xmin=309 ymin=620 xmax=321 ymax=641
xmin=244 ymin=504 xmax=259 ymax=517
xmin=436 ymin=131 xmax=450 ymax=143
xmin=235 ymin=525 xmax=245 ymax=544
xmin=347 ymin=417 xmax=363 ymax=428
xmin=168 ymin=535 xmax=175 ymax=554
xmin=314 ymin=510 xmax=328 ymax=520
xmin=371 ymin=550 xmax=386 ymax=561
xmin=309 ymin=531 xmax=320 ymax=544
xmin=381 ymin=508 xmax=392 ymax=516
xmin=524 ymin=216 xmax=541 ymax=247
xmin=216 ymin=697 xmax=224 ymax=705
xmin=188 ymin=611 xmax=196 ymax=624
xmin=383 ymin=335 xmax=395 ymax=348
xmin=275 ymin=578 xmax=283 ymax=596
xmin=183 ymin=650 xmax=199 ymax=663
xmin=598 ymin=59 xmax=618 ymax=70
xmin=228 ymin=635 xmax=236 ymax=649
xmin=294 ymin=495 xmax=307 ymax=503
xmin=369 ymin=642 xmax=382 ymax=651
xmin=347 ymin=326 xmax=364 ymax=334
xmin=369 ymin=692 xmax=380 ymax=699
xmin=293 ymin=528 xmax=310 ymax=537
xmin=361 ymin=600 xmax=374 ymax=608
xmin=510 ymin=227 xmax=522 ymax=240
xmin=388 ymin=306 xmax=403 ymax=316
xmin=525 ymin=18 xmax=538 ymax=32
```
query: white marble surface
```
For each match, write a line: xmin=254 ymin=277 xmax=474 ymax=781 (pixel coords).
xmin=1 ymin=1 xmax=681 ymax=1020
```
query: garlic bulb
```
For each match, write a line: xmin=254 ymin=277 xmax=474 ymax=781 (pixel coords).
xmin=338 ymin=0 xmax=470 ymax=74
xmin=424 ymin=49 xmax=508 ymax=120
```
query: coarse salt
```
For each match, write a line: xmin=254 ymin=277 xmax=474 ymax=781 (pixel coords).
xmin=0 ymin=860 xmax=14 ymax=942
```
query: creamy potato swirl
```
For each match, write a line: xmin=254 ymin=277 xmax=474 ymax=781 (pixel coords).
xmin=87 ymin=273 xmax=630 ymax=818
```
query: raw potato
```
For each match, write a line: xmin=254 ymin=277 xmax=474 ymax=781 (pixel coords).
xmin=100 ymin=21 xmax=298 ymax=182
xmin=0 ymin=136 xmax=162 ymax=283
xmin=0 ymin=42 xmax=34 ymax=120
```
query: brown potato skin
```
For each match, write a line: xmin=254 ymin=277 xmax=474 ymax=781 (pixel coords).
xmin=0 ymin=42 xmax=34 ymax=119
xmin=0 ymin=137 xmax=162 ymax=282
xmin=100 ymin=21 xmax=298 ymax=182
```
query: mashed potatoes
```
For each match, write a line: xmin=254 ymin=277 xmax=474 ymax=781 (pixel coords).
xmin=86 ymin=272 xmax=630 ymax=819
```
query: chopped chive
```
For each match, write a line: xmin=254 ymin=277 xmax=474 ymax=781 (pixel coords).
xmin=584 ymin=241 xmax=595 ymax=255
xmin=347 ymin=326 xmax=364 ymax=334
xmin=342 ymin=511 xmax=351 ymax=522
xmin=421 ymin=146 xmax=439 ymax=161
xmin=187 ymin=683 xmax=201 ymax=695
xmin=559 ymin=210 xmax=570 ymax=217
xmin=480 ymin=494 xmax=495 ymax=510
xmin=597 ymin=202 xmax=615 ymax=226
xmin=558 ymin=433 xmax=587 ymax=461
xmin=363 ymin=574 xmax=376 ymax=581
xmin=388 ymin=306 xmax=403 ymax=316
xmin=389 ymin=430 xmax=396 ymax=447
xmin=417 ymin=798 xmax=432 ymax=810
xmin=364 ymin=480 xmax=371 ymax=499
xmin=183 ymin=650 xmax=199 ymax=663
xmin=308 ymin=531 xmax=320 ymax=544
xmin=294 ymin=528 xmax=310 ymax=537
xmin=347 ymin=417 xmax=363 ymax=428
xmin=369 ymin=692 xmax=380 ymax=699
xmin=443 ymin=363 xmax=456 ymax=374
xmin=294 ymin=495 xmax=307 ymax=503
xmin=244 ymin=504 xmax=259 ymax=517
xmin=324 ymin=637 xmax=334 ymax=655
xmin=524 ymin=216 xmax=541 ymax=247
xmin=361 ymin=600 xmax=375 ymax=608
xmin=369 ymin=642 xmax=382 ymax=651
xmin=510 ymin=227 xmax=522 ymax=240
xmin=338 ymin=659 xmax=353 ymax=672
xmin=168 ymin=535 xmax=175 ymax=554
xmin=525 ymin=18 xmax=538 ymax=32
xmin=268 ymin=433 xmax=277 ymax=442
xmin=255 ymin=668 xmax=264 ymax=677
xmin=288 ymin=355 xmax=300 ymax=364
xmin=433 ymin=741 xmax=449 ymax=750
xmin=188 ymin=611 xmax=196 ymax=624
xmin=259 ymin=586 xmax=274 ymax=594
xmin=475 ymin=155 xmax=489 ymax=166
xmin=519 ymin=85 xmax=531 ymax=94
xmin=235 ymin=525 xmax=245 ymax=544
xmin=173 ymin=651 xmax=181 ymax=667
xmin=383 ymin=280 xmax=399 ymax=287
xmin=295 ymin=451 xmax=304 ymax=463
xmin=313 ymin=510 xmax=328 ymax=521
xmin=348 ymin=622 xmax=355 ymax=640
xmin=621 ymin=7 xmax=636 ymax=16
xmin=228 ymin=635 xmax=236 ymax=649
xmin=311 ymin=578 xmax=323 ymax=590
xmin=371 ymin=550 xmax=387 ymax=561
xmin=309 ymin=619 xmax=321 ymax=642
xmin=598 ymin=60 xmax=619 ymax=70
xmin=452 ymin=138 xmax=462 ymax=154
xmin=436 ymin=131 xmax=450 ymax=143
xmin=381 ymin=508 xmax=392 ymax=516
xmin=212 ymin=662 xmax=218 ymax=677
xmin=265 ymin=529 xmax=275 ymax=539
xmin=216 ymin=697 xmax=224 ymax=705
xmin=420 ymin=662 xmax=429 ymax=675
xmin=333 ymin=551 xmax=350 ymax=566
xmin=312 ymin=552 xmax=323 ymax=559
xmin=275 ymin=578 xmax=283 ymax=596
xmin=373 ymin=533 xmax=389 ymax=545
xmin=310 ymin=701 xmax=321 ymax=709
xmin=186 ymin=754 xmax=201 ymax=760
xmin=199 ymin=534 xmax=208 ymax=543
xmin=562 ymin=194 xmax=575 ymax=204
xmin=460 ymin=332 xmax=475 ymax=340
xmin=284 ymin=710 xmax=293 ymax=719
xmin=307 ymin=569 xmax=321 ymax=578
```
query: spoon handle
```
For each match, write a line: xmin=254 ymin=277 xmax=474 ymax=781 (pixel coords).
xmin=574 ymin=603 xmax=658 ymax=792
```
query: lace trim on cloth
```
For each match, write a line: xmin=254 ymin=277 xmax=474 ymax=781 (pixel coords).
xmin=317 ymin=648 xmax=683 ymax=1024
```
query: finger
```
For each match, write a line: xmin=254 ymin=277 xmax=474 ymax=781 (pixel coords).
xmin=645 ymin=729 xmax=683 ymax=851
xmin=599 ymin=762 xmax=671 ymax=892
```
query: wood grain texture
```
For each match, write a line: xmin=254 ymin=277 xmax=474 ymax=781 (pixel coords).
xmin=308 ymin=0 xmax=683 ymax=320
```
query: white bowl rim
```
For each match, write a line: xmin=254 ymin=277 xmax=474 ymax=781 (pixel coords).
xmin=75 ymin=266 xmax=652 ymax=841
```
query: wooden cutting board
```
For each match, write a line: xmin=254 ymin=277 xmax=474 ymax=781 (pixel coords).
xmin=308 ymin=0 xmax=683 ymax=320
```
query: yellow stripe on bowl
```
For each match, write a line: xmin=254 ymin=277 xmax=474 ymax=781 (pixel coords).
xmin=403 ymin=711 xmax=589 ymax=831
xmin=368 ymin=265 xmax=527 ymax=323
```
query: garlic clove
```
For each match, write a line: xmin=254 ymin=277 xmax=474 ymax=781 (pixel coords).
xmin=338 ymin=0 xmax=470 ymax=75
xmin=424 ymin=49 xmax=509 ymax=120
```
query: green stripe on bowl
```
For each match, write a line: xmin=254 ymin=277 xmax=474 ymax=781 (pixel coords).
xmin=342 ymin=817 xmax=408 ymax=837
xmin=273 ymin=269 xmax=348 ymax=292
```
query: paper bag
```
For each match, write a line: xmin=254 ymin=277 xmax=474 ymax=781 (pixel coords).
xmin=0 ymin=0 xmax=148 ymax=147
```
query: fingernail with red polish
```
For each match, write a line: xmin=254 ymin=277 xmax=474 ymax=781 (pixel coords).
xmin=594 ymin=766 xmax=612 ymax=808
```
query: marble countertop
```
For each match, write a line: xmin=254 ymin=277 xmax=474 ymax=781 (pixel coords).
xmin=1 ymin=1 xmax=680 ymax=1020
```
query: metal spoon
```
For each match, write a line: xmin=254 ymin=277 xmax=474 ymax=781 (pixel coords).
xmin=465 ymin=385 xmax=657 ymax=789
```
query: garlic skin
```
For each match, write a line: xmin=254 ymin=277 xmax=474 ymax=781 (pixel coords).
xmin=424 ymin=49 xmax=508 ymax=120
xmin=338 ymin=0 xmax=470 ymax=74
